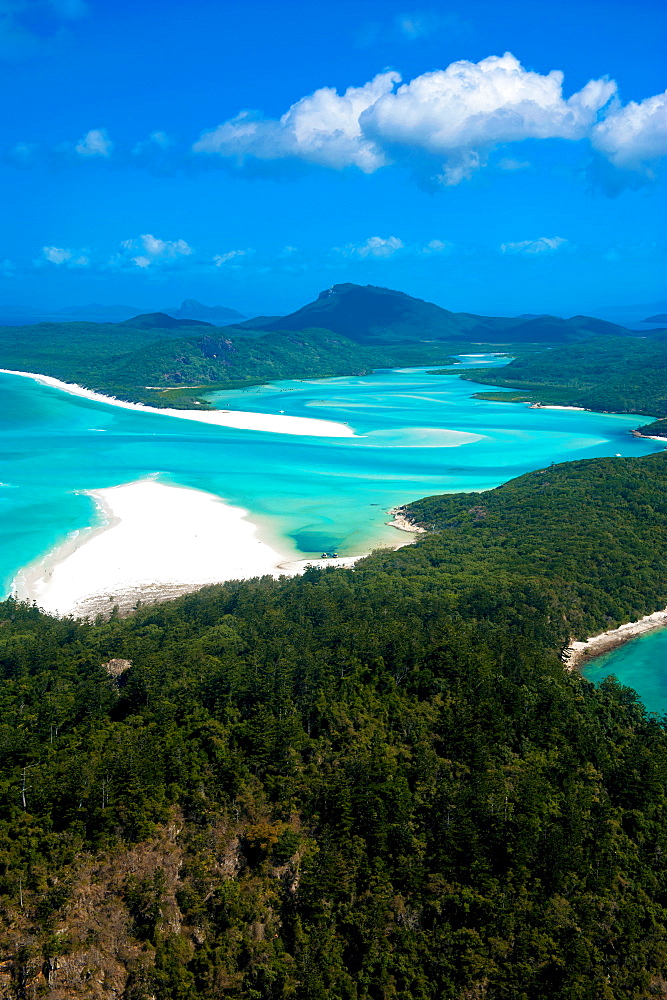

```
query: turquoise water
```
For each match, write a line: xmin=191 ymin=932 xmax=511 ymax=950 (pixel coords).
xmin=0 ymin=358 xmax=663 ymax=602
xmin=582 ymin=628 xmax=667 ymax=715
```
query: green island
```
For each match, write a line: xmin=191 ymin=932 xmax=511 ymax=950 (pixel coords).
xmin=1 ymin=452 xmax=666 ymax=998
xmin=452 ymin=337 xmax=667 ymax=418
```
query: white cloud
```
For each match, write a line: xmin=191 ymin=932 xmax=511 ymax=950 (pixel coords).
xmin=500 ymin=236 xmax=569 ymax=255
xmin=361 ymin=53 xmax=615 ymax=160
xmin=111 ymin=233 xmax=194 ymax=270
xmin=39 ymin=245 xmax=89 ymax=267
xmin=422 ymin=239 xmax=452 ymax=254
xmin=591 ymin=90 xmax=667 ymax=170
xmin=339 ymin=235 xmax=405 ymax=258
xmin=42 ymin=246 xmax=72 ymax=265
xmin=75 ymin=128 xmax=113 ymax=158
xmin=193 ymin=71 xmax=400 ymax=173
xmin=0 ymin=258 xmax=15 ymax=277
xmin=192 ymin=53 xmax=667 ymax=186
xmin=212 ymin=249 xmax=250 ymax=266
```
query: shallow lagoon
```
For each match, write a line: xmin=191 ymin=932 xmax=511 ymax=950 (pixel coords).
xmin=0 ymin=357 xmax=663 ymax=603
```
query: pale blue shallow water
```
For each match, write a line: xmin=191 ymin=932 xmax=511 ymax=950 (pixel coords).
xmin=0 ymin=356 xmax=663 ymax=642
xmin=582 ymin=629 xmax=667 ymax=716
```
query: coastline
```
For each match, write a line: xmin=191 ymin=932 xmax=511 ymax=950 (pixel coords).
xmin=563 ymin=608 xmax=667 ymax=671
xmin=12 ymin=480 xmax=296 ymax=618
xmin=632 ymin=432 xmax=667 ymax=442
xmin=12 ymin=480 xmax=414 ymax=618
xmin=386 ymin=508 xmax=425 ymax=533
xmin=0 ymin=368 xmax=355 ymax=439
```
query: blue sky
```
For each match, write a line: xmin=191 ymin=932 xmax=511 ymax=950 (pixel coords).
xmin=2 ymin=0 xmax=666 ymax=317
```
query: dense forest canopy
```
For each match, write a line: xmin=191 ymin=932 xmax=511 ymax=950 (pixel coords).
xmin=1 ymin=452 xmax=666 ymax=998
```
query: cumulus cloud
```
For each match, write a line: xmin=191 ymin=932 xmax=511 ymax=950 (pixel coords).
xmin=591 ymin=90 xmax=667 ymax=170
xmin=74 ymin=128 xmax=113 ymax=157
xmin=193 ymin=71 xmax=400 ymax=173
xmin=38 ymin=245 xmax=89 ymax=267
xmin=75 ymin=128 xmax=113 ymax=158
xmin=193 ymin=52 xmax=667 ymax=187
xmin=360 ymin=53 xmax=614 ymax=161
xmin=337 ymin=235 xmax=405 ymax=258
xmin=500 ymin=236 xmax=569 ymax=255
xmin=112 ymin=233 xmax=193 ymax=270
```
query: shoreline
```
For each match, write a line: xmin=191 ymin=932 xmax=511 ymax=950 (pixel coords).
xmin=632 ymin=432 xmax=667 ymax=442
xmin=563 ymin=608 xmax=667 ymax=671
xmin=12 ymin=480 xmax=296 ymax=618
xmin=12 ymin=479 xmax=414 ymax=619
xmin=0 ymin=368 xmax=354 ymax=439
xmin=386 ymin=508 xmax=425 ymax=533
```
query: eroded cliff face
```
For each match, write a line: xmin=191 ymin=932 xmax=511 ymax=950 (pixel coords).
xmin=0 ymin=810 xmax=303 ymax=999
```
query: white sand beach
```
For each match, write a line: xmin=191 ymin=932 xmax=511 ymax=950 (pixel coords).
xmin=563 ymin=608 xmax=667 ymax=670
xmin=13 ymin=480 xmax=297 ymax=617
xmin=0 ymin=369 xmax=355 ymax=438
xmin=12 ymin=480 xmax=401 ymax=618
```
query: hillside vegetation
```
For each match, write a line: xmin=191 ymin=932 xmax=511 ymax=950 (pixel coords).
xmin=0 ymin=320 xmax=460 ymax=407
xmin=252 ymin=283 xmax=634 ymax=345
xmin=1 ymin=453 xmax=666 ymax=998
xmin=461 ymin=336 xmax=667 ymax=417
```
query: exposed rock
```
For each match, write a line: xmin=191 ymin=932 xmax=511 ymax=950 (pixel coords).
xmin=101 ymin=658 xmax=132 ymax=680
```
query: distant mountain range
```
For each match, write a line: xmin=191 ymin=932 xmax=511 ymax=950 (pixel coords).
xmin=3 ymin=287 xmax=665 ymax=339
xmin=244 ymin=283 xmax=636 ymax=345
xmin=1 ymin=281 xmax=665 ymax=413
xmin=0 ymin=298 xmax=246 ymax=327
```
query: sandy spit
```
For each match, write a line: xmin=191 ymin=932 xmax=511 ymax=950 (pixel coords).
xmin=12 ymin=480 xmax=296 ymax=617
xmin=11 ymin=480 xmax=412 ymax=618
xmin=0 ymin=369 xmax=355 ymax=438
xmin=563 ymin=608 xmax=667 ymax=671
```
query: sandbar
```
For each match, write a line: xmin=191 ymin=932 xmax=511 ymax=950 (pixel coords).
xmin=563 ymin=608 xmax=667 ymax=671
xmin=13 ymin=480 xmax=298 ymax=617
xmin=12 ymin=480 xmax=410 ymax=618
xmin=0 ymin=369 xmax=355 ymax=438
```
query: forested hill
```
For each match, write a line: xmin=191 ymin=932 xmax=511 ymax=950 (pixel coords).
xmin=460 ymin=336 xmax=667 ymax=416
xmin=2 ymin=452 xmax=667 ymax=998
xmin=0 ymin=321 xmax=458 ymax=407
xmin=251 ymin=282 xmax=633 ymax=345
